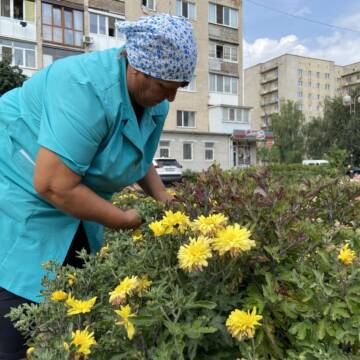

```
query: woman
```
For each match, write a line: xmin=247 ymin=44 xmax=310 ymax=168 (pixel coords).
xmin=0 ymin=13 xmax=197 ymax=359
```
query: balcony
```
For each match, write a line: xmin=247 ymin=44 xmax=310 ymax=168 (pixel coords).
xmin=261 ymin=99 xmax=278 ymax=107
xmin=0 ymin=16 xmax=36 ymax=42
xmin=260 ymin=86 xmax=278 ymax=95
xmin=88 ymin=33 xmax=126 ymax=51
xmin=260 ymin=75 xmax=278 ymax=84
xmin=208 ymin=105 xmax=251 ymax=134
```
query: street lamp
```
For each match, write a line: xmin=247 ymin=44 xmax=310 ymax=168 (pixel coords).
xmin=343 ymin=94 xmax=360 ymax=115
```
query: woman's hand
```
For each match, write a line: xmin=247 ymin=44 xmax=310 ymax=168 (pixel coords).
xmin=123 ymin=209 xmax=142 ymax=229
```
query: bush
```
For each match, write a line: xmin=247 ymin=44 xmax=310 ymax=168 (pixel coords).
xmin=9 ymin=165 xmax=360 ymax=359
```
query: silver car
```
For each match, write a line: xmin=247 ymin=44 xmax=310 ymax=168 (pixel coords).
xmin=153 ymin=158 xmax=183 ymax=182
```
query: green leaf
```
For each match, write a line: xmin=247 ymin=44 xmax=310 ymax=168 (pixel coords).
xmin=184 ymin=300 xmax=217 ymax=310
xmin=317 ymin=319 xmax=326 ymax=340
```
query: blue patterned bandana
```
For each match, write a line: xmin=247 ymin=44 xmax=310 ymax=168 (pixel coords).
xmin=116 ymin=14 xmax=197 ymax=82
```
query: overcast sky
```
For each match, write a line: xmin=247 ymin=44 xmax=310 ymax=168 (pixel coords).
xmin=243 ymin=0 xmax=360 ymax=68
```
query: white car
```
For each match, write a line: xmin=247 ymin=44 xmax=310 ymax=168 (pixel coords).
xmin=153 ymin=158 xmax=183 ymax=182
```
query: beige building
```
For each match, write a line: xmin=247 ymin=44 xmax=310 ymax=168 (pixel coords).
xmin=340 ymin=62 xmax=360 ymax=96
xmin=245 ymin=54 xmax=340 ymax=129
xmin=1 ymin=0 xmax=261 ymax=170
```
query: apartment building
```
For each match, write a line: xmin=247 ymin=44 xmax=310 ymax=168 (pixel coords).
xmin=1 ymin=0 xmax=261 ymax=170
xmin=341 ymin=62 xmax=360 ymax=96
xmin=245 ymin=54 xmax=339 ymax=129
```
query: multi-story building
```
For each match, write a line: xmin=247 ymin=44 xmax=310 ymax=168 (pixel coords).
xmin=340 ymin=62 xmax=360 ymax=96
xmin=1 ymin=0 xmax=261 ymax=170
xmin=245 ymin=54 xmax=339 ymax=129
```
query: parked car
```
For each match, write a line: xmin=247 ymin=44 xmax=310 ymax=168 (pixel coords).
xmin=302 ymin=159 xmax=329 ymax=166
xmin=153 ymin=158 xmax=183 ymax=182
xmin=346 ymin=166 xmax=360 ymax=178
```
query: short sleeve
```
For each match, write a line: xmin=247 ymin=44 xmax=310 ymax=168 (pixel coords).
xmin=38 ymin=63 xmax=108 ymax=176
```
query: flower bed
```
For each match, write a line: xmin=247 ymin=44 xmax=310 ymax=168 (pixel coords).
xmin=10 ymin=165 xmax=360 ymax=359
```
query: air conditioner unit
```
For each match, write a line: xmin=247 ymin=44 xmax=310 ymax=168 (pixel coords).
xmin=82 ymin=35 xmax=94 ymax=44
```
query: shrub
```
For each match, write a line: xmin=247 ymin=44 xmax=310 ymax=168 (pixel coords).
xmin=9 ymin=165 xmax=360 ymax=359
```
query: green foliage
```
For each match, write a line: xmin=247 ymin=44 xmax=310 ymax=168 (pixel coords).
xmin=8 ymin=165 xmax=360 ymax=359
xmin=324 ymin=145 xmax=349 ymax=169
xmin=270 ymin=100 xmax=305 ymax=164
xmin=0 ymin=58 xmax=27 ymax=95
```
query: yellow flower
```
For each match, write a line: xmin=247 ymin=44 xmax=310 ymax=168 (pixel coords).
xmin=212 ymin=224 xmax=255 ymax=256
xmin=162 ymin=210 xmax=190 ymax=234
xmin=149 ymin=220 xmax=167 ymax=237
xmin=166 ymin=189 xmax=176 ymax=196
xmin=191 ymin=213 xmax=228 ymax=236
xmin=63 ymin=342 xmax=70 ymax=351
xmin=132 ymin=229 xmax=143 ymax=242
xmin=137 ymin=275 xmax=152 ymax=295
xmin=178 ymin=236 xmax=212 ymax=272
xmin=226 ymin=307 xmax=262 ymax=341
xmin=67 ymin=273 xmax=76 ymax=286
xmin=71 ymin=327 xmax=97 ymax=355
xmin=109 ymin=276 xmax=139 ymax=305
xmin=51 ymin=290 xmax=68 ymax=302
xmin=338 ymin=243 xmax=356 ymax=265
xmin=26 ymin=347 xmax=34 ymax=357
xmin=66 ymin=294 xmax=97 ymax=315
xmin=115 ymin=304 xmax=136 ymax=340
xmin=99 ymin=245 xmax=109 ymax=258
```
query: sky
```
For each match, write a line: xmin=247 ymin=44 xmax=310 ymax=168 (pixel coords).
xmin=243 ymin=0 xmax=360 ymax=68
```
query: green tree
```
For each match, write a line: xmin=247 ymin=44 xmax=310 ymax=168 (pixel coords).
xmin=270 ymin=100 xmax=305 ymax=163
xmin=0 ymin=58 xmax=27 ymax=96
xmin=305 ymin=93 xmax=360 ymax=166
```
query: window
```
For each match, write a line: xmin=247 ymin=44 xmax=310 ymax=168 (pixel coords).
xmin=205 ymin=142 xmax=214 ymax=161
xmin=325 ymin=73 xmax=330 ymax=79
xmin=308 ymin=93 xmax=312 ymax=99
xmin=308 ymin=70 xmax=312 ymax=77
xmin=89 ymin=12 xmax=123 ymax=38
xmin=0 ymin=38 xmax=36 ymax=68
xmin=325 ymin=84 xmax=330 ymax=90
xmin=0 ymin=0 xmax=34 ymax=20
xmin=177 ymin=111 xmax=195 ymax=127
xmin=183 ymin=142 xmax=193 ymax=160
xmin=180 ymin=76 xmax=196 ymax=92
xmin=308 ymin=81 xmax=312 ymax=87
xmin=316 ymin=71 xmax=320 ymax=78
xmin=223 ymin=107 xmax=241 ymax=122
xmin=208 ymin=3 xmax=238 ymax=28
xmin=209 ymin=42 xmax=238 ymax=62
xmin=297 ymin=91 xmax=303 ymax=98
xmin=142 ymin=0 xmax=155 ymax=10
xmin=176 ymin=0 xmax=196 ymax=20
xmin=298 ymin=69 xmax=303 ymax=77
xmin=42 ymin=3 xmax=83 ymax=47
xmin=296 ymin=103 xmax=303 ymax=111
xmin=298 ymin=80 xmax=303 ymax=87
xmin=316 ymin=82 xmax=320 ymax=89
xmin=317 ymin=94 xmax=320 ymax=100
xmin=159 ymin=140 xmax=170 ymax=158
xmin=209 ymin=73 xmax=238 ymax=94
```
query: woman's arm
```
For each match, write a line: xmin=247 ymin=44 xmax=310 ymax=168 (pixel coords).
xmin=33 ymin=147 xmax=141 ymax=230
xmin=137 ymin=164 xmax=174 ymax=203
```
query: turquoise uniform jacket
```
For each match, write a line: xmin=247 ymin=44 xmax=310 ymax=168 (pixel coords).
xmin=0 ymin=48 xmax=169 ymax=302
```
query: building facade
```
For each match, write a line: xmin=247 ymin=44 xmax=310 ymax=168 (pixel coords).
xmin=245 ymin=54 xmax=340 ymax=129
xmin=1 ymin=0 xmax=263 ymax=170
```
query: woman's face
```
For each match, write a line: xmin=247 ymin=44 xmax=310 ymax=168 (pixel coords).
xmin=127 ymin=66 xmax=186 ymax=108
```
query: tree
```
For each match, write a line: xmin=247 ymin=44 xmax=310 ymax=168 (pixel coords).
xmin=305 ymin=93 xmax=360 ymax=166
xmin=0 ymin=58 xmax=27 ymax=96
xmin=270 ymin=100 xmax=305 ymax=163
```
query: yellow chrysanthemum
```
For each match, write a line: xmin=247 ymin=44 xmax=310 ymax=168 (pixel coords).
xmin=178 ymin=236 xmax=212 ymax=272
xmin=66 ymin=294 xmax=97 ymax=316
xmin=63 ymin=342 xmax=70 ymax=351
xmin=338 ymin=243 xmax=356 ymax=265
xmin=98 ymin=245 xmax=109 ymax=258
xmin=109 ymin=276 xmax=139 ymax=305
xmin=226 ymin=307 xmax=262 ymax=341
xmin=191 ymin=213 xmax=228 ymax=236
xmin=132 ymin=229 xmax=143 ymax=242
xmin=115 ymin=304 xmax=136 ymax=340
xmin=71 ymin=327 xmax=97 ymax=355
xmin=212 ymin=224 xmax=255 ymax=256
xmin=149 ymin=220 xmax=167 ymax=237
xmin=137 ymin=275 xmax=152 ymax=295
xmin=166 ymin=189 xmax=176 ymax=196
xmin=67 ymin=273 xmax=76 ymax=286
xmin=162 ymin=210 xmax=190 ymax=234
xmin=51 ymin=290 xmax=68 ymax=302
xmin=26 ymin=347 xmax=34 ymax=357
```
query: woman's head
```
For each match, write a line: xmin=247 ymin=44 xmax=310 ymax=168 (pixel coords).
xmin=117 ymin=13 xmax=197 ymax=107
